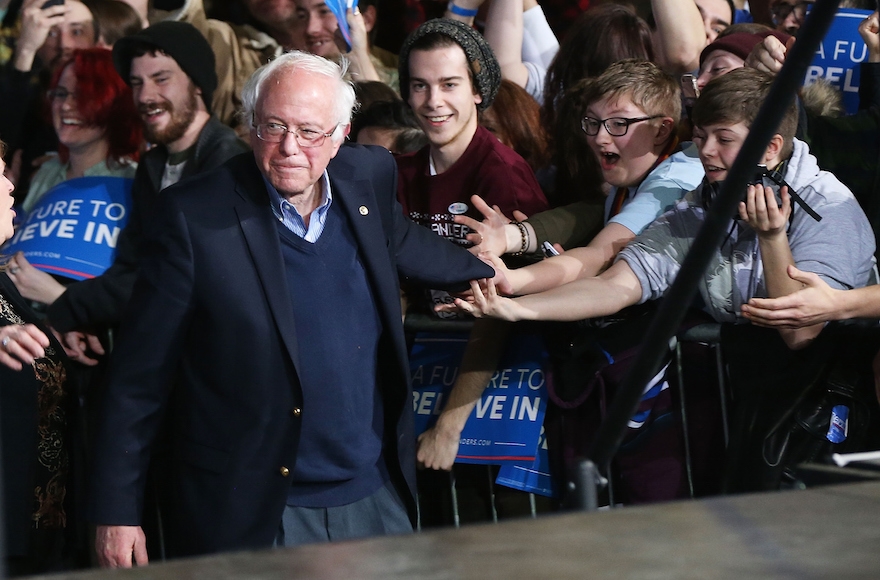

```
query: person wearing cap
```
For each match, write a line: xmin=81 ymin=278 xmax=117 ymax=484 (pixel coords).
xmin=87 ymin=49 xmax=493 ymax=565
xmin=394 ymin=20 xmax=547 ymax=490
xmin=696 ymin=27 xmax=791 ymax=91
xmin=43 ymin=21 xmax=249 ymax=362
xmin=396 ymin=18 xmax=547 ymax=251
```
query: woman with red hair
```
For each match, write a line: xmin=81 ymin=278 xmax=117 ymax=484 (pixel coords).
xmin=21 ymin=47 xmax=141 ymax=213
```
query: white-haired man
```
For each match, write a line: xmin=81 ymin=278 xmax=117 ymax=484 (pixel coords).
xmin=90 ymin=50 xmax=493 ymax=566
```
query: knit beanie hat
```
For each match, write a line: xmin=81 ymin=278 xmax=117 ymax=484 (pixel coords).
xmin=700 ymin=29 xmax=792 ymax=68
xmin=112 ymin=21 xmax=217 ymax=112
xmin=398 ymin=18 xmax=501 ymax=111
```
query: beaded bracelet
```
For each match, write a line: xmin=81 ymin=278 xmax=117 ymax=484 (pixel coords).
xmin=510 ymin=220 xmax=529 ymax=256
xmin=447 ymin=2 xmax=479 ymax=17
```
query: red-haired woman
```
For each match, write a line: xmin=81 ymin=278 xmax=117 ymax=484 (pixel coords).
xmin=21 ymin=47 xmax=141 ymax=213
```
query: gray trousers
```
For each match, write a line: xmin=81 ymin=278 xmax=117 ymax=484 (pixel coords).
xmin=274 ymin=479 xmax=413 ymax=547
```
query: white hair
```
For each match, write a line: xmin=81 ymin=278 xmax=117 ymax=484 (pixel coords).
xmin=240 ymin=51 xmax=356 ymax=143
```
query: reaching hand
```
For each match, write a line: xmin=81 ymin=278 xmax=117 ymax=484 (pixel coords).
xmin=453 ymin=195 xmax=519 ymax=256
xmin=741 ymin=265 xmax=839 ymax=328
xmin=95 ymin=525 xmax=148 ymax=568
xmin=745 ymin=34 xmax=793 ymax=75
xmin=739 ymin=184 xmax=790 ymax=239
xmin=860 ymin=11 xmax=880 ymax=62
xmin=6 ymin=252 xmax=66 ymax=305
xmin=0 ymin=323 xmax=49 ymax=371
xmin=416 ymin=424 xmax=460 ymax=471
xmin=435 ymin=278 xmax=525 ymax=321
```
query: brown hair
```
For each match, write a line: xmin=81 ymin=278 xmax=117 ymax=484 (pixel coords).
xmin=480 ymin=80 xmax=549 ymax=172
xmin=692 ymin=67 xmax=798 ymax=159
xmin=578 ymin=59 xmax=681 ymax=124
xmin=542 ymin=4 xmax=654 ymax=131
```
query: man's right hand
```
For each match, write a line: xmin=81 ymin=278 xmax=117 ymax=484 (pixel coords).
xmin=95 ymin=525 xmax=148 ymax=568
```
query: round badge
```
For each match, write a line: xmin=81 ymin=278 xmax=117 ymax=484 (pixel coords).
xmin=448 ymin=202 xmax=468 ymax=215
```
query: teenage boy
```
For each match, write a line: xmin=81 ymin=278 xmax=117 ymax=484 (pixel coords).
xmin=396 ymin=18 xmax=547 ymax=248
xmin=462 ymin=58 xmax=705 ymax=297
xmin=396 ymin=19 xmax=547 ymax=477
xmin=449 ymin=68 xmax=876 ymax=352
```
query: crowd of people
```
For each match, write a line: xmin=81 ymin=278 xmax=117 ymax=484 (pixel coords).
xmin=1 ymin=0 xmax=880 ymax=575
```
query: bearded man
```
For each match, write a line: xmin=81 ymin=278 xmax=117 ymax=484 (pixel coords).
xmin=42 ymin=21 xmax=249 ymax=360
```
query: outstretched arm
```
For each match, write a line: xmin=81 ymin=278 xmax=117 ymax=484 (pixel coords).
xmin=503 ymin=222 xmax=635 ymax=295
xmin=440 ymin=259 xmax=643 ymax=322
xmin=741 ymin=265 xmax=880 ymax=327
xmin=417 ymin=319 xmax=510 ymax=470
xmin=651 ymin=0 xmax=706 ymax=75
xmin=483 ymin=0 xmax=529 ymax=88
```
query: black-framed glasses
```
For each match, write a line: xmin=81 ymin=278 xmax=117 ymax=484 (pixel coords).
xmin=253 ymin=122 xmax=338 ymax=147
xmin=47 ymin=87 xmax=76 ymax=102
xmin=771 ymin=1 xmax=812 ymax=25
xmin=581 ymin=115 xmax=663 ymax=137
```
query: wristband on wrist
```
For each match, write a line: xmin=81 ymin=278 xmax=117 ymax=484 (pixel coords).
xmin=510 ymin=220 xmax=529 ymax=256
xmin=447 ymin=2 xmax=479 ymax=17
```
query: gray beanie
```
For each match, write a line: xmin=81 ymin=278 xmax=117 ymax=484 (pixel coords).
xmin=399 ymin=18 xmax=501 ymax=111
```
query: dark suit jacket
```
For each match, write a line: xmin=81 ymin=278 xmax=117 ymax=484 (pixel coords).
xmin=88 ymin=145 xmax=493 ymax=557
xmin=47 ymin=117 xmax=250 ymax=333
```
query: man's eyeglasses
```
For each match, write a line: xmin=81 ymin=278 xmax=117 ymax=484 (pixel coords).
xmin=253 ymin=122 xmax=338 ymax=147
xmin=771 ymin=1 xmax=812 ymax=25
xmin=581 ymin=115 xmax=663 ymax=137
xmin=47 ymin=87 xmax=76 ymax=102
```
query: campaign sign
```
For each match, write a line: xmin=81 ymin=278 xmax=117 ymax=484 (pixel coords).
xmin=325 ymin=0 xmax=358 ymax=52
xmin=411 ymin=332 xmax=548 ymax=464
xmin=496 ymin=426 xmax=557 ymax=497
xmin=3 ymin=176 xmax=133 ymax=280
xmin=805 ymin=8 xmax=873 ymax=115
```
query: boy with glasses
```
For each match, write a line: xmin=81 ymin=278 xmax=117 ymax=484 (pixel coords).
xmin=458 ymin=59 xmax=705 ymax=296
xmin=770 ymin=0 xmax=814 ymax=36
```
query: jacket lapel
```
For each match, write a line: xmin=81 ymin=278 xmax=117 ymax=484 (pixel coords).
xmin=233 ymin=166 xmax=301 ymax=370
xmin=329 ymin=162 xmax=399 ymax=319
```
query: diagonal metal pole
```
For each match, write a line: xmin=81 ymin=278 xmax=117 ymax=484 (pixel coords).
xmin=586 ymin=0 xmax=842 ymax=470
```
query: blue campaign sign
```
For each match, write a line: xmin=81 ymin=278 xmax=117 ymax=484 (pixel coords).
xmin=3 ymin=176 xmax=133 ymax=280
xmin=496 ymin=426 xmax=557 ymax=498
xmin=411 ymin=332 xmax=548 ymax=464
xmin=805 ymin=8 xmax=872 ymax=114
xmin=325 ymin=0 xmax=358 ymax=52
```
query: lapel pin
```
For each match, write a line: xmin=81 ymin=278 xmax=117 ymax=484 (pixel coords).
xmin=359 ymin=206 xmax=369 ymax=216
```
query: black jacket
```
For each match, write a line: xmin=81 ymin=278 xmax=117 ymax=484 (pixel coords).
xmin=46 ymin=116 xmax=249 ymax=332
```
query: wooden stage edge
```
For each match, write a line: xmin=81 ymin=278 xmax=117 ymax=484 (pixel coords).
xmin=34 ymin=481 xmax=880 ymax=579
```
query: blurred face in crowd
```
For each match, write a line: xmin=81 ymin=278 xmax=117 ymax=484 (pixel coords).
xmin=51 ymin=63 xmax=106 ymax=155
xmin=694 ymin=0 xmax=733 ymax=45
xmin=129 ymin=51 xmax=201 ymax=150
xmin=0 ymin=155 xmax=15 ymax=243
xmin=407 ymin=45 xmax=481 ymax=156
xmin=771 ymin=0 xmax=814 ymax=36
xmin=294 ymin=0 xmax=340 ymax=58
xmin=583 ymin=94 xmax=668 ymax=189
xmin=244 ymin=0 xmax=298 ymax=24
xmin=696 ymin=49 xmax=745 ymax=91
xmin=691 ymin=121 xmax=750 ymax=183
xmin=37 ymin=0 xmax=96 ymax=70
xmin=251 ymin=68 xmax=344 ymax=202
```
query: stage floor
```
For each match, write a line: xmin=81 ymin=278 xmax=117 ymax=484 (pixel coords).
xmin=33 ymin=480 xmax=880 ymax=579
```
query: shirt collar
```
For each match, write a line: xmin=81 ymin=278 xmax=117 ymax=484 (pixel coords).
xmin=263 ymin=171 xmax=333 ymax=219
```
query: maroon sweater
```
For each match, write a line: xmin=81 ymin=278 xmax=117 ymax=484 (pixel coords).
xmin=396 ymin=126 xmax=548 ymax=247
